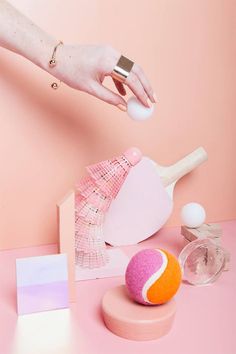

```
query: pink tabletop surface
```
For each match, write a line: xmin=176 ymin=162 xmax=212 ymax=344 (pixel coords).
xmin=0 ymin=220 xmax=235 ymax=354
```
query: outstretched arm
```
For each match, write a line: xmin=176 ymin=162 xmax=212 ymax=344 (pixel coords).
xmin=0 ymin=1 xmax=156 ymax=111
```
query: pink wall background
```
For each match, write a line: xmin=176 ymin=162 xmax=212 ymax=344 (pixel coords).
xmin=0 ymin=0 xmax=235 ymax=250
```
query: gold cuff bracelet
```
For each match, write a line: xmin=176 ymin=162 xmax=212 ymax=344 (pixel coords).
xmin=48 ymin=40 xmax=63 ymax=89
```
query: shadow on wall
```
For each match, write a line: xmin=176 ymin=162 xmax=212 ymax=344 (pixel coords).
xmin=0 ymin=55 xmax=108 ymax=162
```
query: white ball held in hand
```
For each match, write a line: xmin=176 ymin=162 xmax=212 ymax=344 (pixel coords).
xmin=127 ymin=96 xmax=154 ymax=121
xmin=181 ymin=202 xmax=206 ymax=228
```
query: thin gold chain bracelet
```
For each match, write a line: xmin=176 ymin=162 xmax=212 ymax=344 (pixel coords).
xmin=48 ymin=40 xmax=63 ymax=89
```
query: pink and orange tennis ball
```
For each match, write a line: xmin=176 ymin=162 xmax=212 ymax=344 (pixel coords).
xmin=125 ymin=248 xmax=182 ymax=305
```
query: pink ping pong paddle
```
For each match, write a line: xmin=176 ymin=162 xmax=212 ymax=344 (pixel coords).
xmin=104 ymin=147 xmax=208 ymax=246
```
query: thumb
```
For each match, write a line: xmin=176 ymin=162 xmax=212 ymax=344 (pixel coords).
xmin=91 ymin=83 xmax=127 ymax=111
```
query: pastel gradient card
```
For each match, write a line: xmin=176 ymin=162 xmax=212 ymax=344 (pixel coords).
xmin=16 ymin=254 xmax=69 ymax=315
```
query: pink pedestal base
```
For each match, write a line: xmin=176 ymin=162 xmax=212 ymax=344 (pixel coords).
xmin=102 ymin=285 xmax=176 ymax=341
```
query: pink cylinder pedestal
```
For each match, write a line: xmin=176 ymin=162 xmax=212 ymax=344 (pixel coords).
xmin=102 ymin=285 xmax=176 ymax=341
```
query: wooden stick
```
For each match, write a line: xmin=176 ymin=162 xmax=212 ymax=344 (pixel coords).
xmin=161 ymin=147 xmax=208 ymax=187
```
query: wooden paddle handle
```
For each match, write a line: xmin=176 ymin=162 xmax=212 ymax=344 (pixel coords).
xmin=161 ymin=147 xmax=208 ymax=187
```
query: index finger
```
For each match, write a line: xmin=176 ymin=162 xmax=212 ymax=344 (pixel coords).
xmin=132 ymin=64 xmax=157 ymax=103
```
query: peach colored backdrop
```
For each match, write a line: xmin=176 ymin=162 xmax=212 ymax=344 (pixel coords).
xmin=0 ymin=0 xmax=235 ymax=250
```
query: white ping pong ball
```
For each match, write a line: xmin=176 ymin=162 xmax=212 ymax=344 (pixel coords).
xmin=181 ymin=202 xmax=206 ymax=228
xmin=127 ymin=96 xmax=154 ymax=121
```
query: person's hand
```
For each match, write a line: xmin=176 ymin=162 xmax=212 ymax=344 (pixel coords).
xmin=53 ymin=44 xmax=157 ymax=111
xmin=0 ymin=3 xmax=156 ymax=111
